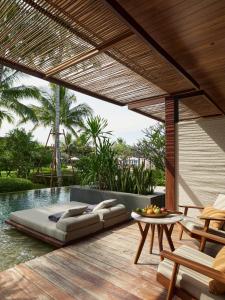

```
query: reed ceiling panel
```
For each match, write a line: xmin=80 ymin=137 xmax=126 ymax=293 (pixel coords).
xmin=54 ymin=53 xmax=165 ymax=103
xmin=138 ymin=102 xmax=165 ymax=121
xmin=179 ymin=96 xmax=221 ymax=121
xmin=0 ymin=0 xmax=204 ymax=121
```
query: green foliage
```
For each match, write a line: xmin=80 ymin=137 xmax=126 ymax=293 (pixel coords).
xmin=84 ymin=115 xmax=112 ymax=149
xmin=26 ymin=85 xmax=92 ymax=136
xmin=132 ymin=164 xmax=156 ymax=194
xmin=0 ymin=177 xmax=34 ymax=193
xmin=115 ymin=164 xmax=157 ymax=195
xmin=153 ymin=169 xmax=165 ymax=186
xmin=113 ymin=138 xmax=133 ymax=162
xmin=116 ymin=166 xmax=133 ymax=193
xmin=78 ymin=141 xmax=159 ymax=195
xmin=133 ymin=123 xmax=165 ymax=171
xmin=0 ymin=129 xmax=51 ymax=178
xmin=0 ymin=66 xmax=41 ymax=126
xmin=81 ymin=138 xmax=118 ymax=190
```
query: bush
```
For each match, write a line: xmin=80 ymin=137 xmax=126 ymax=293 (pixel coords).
xmin=0 ymin=177 xmax=34 ymax=193
xmin=153 ymin=169 xmax=165 ymax=186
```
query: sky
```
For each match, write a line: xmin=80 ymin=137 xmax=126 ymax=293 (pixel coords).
xmin=1 ymin=73 xmax=157 ymax=145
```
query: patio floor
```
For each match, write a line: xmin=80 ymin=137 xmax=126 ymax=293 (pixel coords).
xmin=0 ymin=221 xmax=197 ymax=300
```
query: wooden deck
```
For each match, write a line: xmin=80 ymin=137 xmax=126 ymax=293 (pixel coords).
xmin=0 ymin=221 xmax=197 ymax=300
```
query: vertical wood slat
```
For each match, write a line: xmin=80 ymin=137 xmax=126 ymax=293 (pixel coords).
xmin=165 ymin=96 xmax=176 ymax=210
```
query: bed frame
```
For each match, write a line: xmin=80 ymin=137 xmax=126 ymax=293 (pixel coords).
xmin=5 ymin=218 xmax=131 ymax=248
xmin=6 ymin=219 xmax=67 ymax=248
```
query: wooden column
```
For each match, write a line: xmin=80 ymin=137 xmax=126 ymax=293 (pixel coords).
xmin=165 ymin=96 xmax=177 ymax=210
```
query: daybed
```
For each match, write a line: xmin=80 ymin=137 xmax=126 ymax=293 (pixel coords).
xmin=6 ymin=200 xmax=130 ymax=247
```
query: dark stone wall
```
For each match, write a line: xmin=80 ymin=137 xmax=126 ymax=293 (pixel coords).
xmin=70 ymin=186 xmax=165 ymax=212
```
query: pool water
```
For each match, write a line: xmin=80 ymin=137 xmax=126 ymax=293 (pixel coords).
xmin=0 ymin=187 xmax=70 ymax=271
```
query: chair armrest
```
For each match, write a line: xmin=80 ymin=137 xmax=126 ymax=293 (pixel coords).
xmin=160 ymin=250 xmax=225 ymax=284
xmin=179 ymin=205 xmax=204 ymax=210
xmin=199 ymin=216 xmax=225 ymax=222
xmin=192 ymin=229 xmax=225 ymax=245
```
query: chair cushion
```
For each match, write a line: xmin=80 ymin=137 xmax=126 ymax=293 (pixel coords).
xmin=157 ymin=245 xmax=224 ymax=300
xmin=201 ymin=206 xmax=225 ymax=229
xmin=213 ymin=194 xmax=225 ymax=210
xmin=56 ymin=213 xmax=100 ymax=232
xmin=92 ymin=199 xmax=118 ymax=211
xmin=60 ymin=205 xmax=88 ymax=219
xmin=179 ymin=216 xmax=203 ymax=231
xmin=180 ymin=217 xmax=225 ymax=238
xmin=209 ymin=247 xmax=225 ymax=295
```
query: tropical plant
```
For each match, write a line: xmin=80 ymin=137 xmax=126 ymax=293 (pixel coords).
xmin=81 ymin=138 xmax=118 ymax=190
xmin=116 ymin=166 xmax=133 ymax=193
xmin=23 ymin=84 xmax=92 ymax=185
xmin=0 ymin=66 xmax=41 ymax=127
xmin=132 ymin=164 xmax=156 ymax=194
xmin=28 ymin=84 xmax=92 ymax=136
xmin=84 ymin=115 xmax=112 ymax=150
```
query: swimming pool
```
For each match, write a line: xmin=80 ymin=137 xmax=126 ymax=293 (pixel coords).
xmin=0 ymin=187 xmax=70 ymax=271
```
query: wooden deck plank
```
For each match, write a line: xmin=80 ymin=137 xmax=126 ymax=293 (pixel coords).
xmin=58 ymin=248 xmax=166 ymax=299
xmin=0 ymin=222 xmax=196 ymax=300
xmin=15 ymin=264 xmax=75 ymax=300
xmin=0 ymin=267 xmax=54 ymax=300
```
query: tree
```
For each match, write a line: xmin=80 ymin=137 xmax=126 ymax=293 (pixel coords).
xmin=0 ymin=67 xmax=40 ymax=127
xmin=113 ymin=138 xmax=133 ymax=164
xmin=61 ymin=132 xmax=92 ymax=159
xmin=4 ymin=129 xmax=39 ymax=178
xmin=133 ymin=123 xmax=165 ymax=171
xmin=29 ymin=84 xmax=92 ymax=135
xmin=26 ymin=84 xmax=92 ymax=186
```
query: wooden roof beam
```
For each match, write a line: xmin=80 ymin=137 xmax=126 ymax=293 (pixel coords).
xmin=174 ymin=90 xmax=204 ymax=99
xmin=103 ymin=0 xmax=200 ymax=89
xmin=131 ymin=108 xmax=165 ymax=123
xmin=173 ymin=89 xmax=224 ymax=114
xmin=45 ymin=32 xmax=133 ymax=76
xmin=128 ymin=95 xmax=166 ymax=109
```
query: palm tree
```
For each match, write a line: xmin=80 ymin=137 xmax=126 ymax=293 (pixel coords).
xmin=27 ymin=84 xmax=92 ymax=185
xmin=0 ymin=66 xmax=40 ymax=127
xmin=29 ymin=84 xmax=92 ymax=135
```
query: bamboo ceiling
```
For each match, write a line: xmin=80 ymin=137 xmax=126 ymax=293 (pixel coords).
xmin=0 ymin=0 xmax=223 ymax=122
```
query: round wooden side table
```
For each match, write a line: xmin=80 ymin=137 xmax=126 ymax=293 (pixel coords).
xmin=131 ymin=212 xmax=183 ymax=264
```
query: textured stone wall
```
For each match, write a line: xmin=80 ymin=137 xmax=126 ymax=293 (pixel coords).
xmin=176 ymin=116 xmax=225 ymax=214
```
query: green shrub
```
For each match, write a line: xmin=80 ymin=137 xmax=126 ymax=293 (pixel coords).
xmin=153 ymin=169 xmax=165 ymax=186
xmin=0 ymin=177 xmax=34 ymax=193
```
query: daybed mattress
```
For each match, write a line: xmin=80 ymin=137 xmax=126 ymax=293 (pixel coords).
xmin=9 ymin=202 xmax=102 ymax=243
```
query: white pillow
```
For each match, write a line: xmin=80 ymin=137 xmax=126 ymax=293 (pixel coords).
xmin=93 ymin=199 xmax=118 ymax=211
xmin=60 ymin=206 xmax=88 ymax=219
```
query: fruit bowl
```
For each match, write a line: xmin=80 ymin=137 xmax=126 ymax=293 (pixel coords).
xmin=135 ymin=211 xmax=169 ymax=218
xmin=134 ymin=205 xmax=169 ymax=218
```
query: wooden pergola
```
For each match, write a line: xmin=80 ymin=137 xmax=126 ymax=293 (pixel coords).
xmin=1 ymin=0 xmax=225 ymax=209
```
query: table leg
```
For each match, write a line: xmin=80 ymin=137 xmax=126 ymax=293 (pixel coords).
xmin=168 ymin=224 xmax=174 ymax=236
xmin=134 ymin=222 xmax=150 ymax=264
xmin=157 ymin=225 xmax=163 ymax=253
xmin=149 ymin=224 xmax=155 ymax=254
xmin=164 ymin=225 xmax=175 ymax=251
